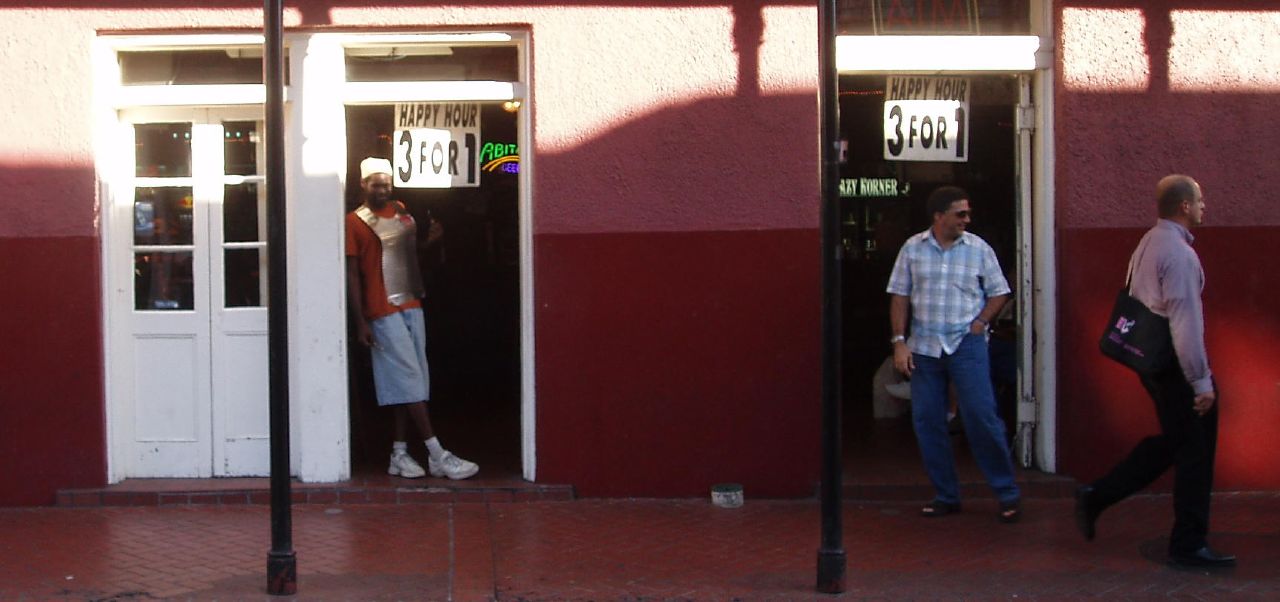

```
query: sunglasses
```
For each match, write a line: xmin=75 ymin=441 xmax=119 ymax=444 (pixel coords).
xmin=950 ymin=210 xmax=971 ymax=219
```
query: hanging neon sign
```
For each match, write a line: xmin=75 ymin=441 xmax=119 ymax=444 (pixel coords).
xmin=480 ymin=141 xmax=519 ymax=174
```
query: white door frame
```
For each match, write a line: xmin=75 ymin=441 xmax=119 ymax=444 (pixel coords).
xmin=205 ymin=109 xmax=272 ymax=477
xmin=301 ymin=31 xmax=534 ymax=481
xmin=836 ymin=27 xmax=1057 ymax=470
xmin=104 ymin=106 xmax=272 ymax=479
xmin=107 ymin=113 xmax=216 ymax=478
xmin=98 ymin=31 xmax=535 ymax=483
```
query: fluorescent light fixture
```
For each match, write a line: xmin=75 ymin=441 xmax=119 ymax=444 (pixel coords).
xmin=105 ymin=34 xmax=266 ymax=52
xmin=343 ymin=81 xmax=523 ymax=104
xmin=345 ymin=46 xmax=454 ymax=58
xmin=338 ymin=33 xmax=512 ymax=46
xmin=837 ymin=36 xmax=1044 ymax=72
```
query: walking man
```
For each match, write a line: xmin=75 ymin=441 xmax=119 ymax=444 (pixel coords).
xmin=1075 ymin=174 xmax=1233 ymax=567
xmin=346 ymin=157 xmax=479 ymax=480
xmin=887 ymin=185 xmax=1021 ymax=522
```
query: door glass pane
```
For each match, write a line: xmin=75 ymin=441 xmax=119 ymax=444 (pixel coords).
xmin=119 ymin=49 xmax=288 ymax=85
xmin=225 ymin=249 xmax=264 ymax=307
xmin=224 ymin=121 xmax=259 ymax=176
xmin=135 ymin=251 xmax=194 ymax=310
xmin=223 ymin=183 xmax=261 ymax=243
xmin=134 ymin=187 xmax=194 ymax=246
xmin=345 ymin=45 xmax=517 ymax=82
xmin=837 ymin=0 xmax=1030 ymax=34
xmin=135 ymin=123 xmax=191 ymax=177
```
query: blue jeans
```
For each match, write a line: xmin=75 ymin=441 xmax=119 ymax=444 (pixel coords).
xmin=910 ymin=333 xmax=1019 ymax=504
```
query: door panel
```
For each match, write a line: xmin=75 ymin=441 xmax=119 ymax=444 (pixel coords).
xmin=215 ymin=332 xmax=270 ymax=474
xmin=132 ymin=336 xmax=201 ymax=441
xmin=119 ymin=108 xmax=269 ymax=478
xmin=131 ymin=334 xmax=209 ymax=477
xmin=125 ymin=119 xmax=214 ymax=477
xmin=209 ymin=112 xmax=270 ymax=476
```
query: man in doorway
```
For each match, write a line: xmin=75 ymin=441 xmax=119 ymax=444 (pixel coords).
xmin=345 ymin=157 xmax=479 ymax=480
xmin=887 ymin=185 xmax=1021 ymax=522
xmin=1075 ymin=175 xmax=1233 ymax=567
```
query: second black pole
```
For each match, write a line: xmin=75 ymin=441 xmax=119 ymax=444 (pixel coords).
xmin=815 ymin=0 xmax=846 ymax=594
xmin=264 ymin=0 xmax=296 ymax=595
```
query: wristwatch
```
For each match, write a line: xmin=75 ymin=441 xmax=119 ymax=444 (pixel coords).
xmin=889 ymin=335 xmax=906 ymax=344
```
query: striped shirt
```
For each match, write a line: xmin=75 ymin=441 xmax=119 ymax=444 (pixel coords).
xmin=1127 ymin=219 xmax=1212 ymax=394
xmin=886 ymin=229 xmax=1011 ymax=358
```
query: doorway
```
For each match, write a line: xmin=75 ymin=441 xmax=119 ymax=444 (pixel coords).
xmin=838 ymin=74 xmax=1023 ymax=484
xmin=109 ymin=107 xmax=271 ymax=478
xmin=344 ymin=103 xmax=523 ymax=478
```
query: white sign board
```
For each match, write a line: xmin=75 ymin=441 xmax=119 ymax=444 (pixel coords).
xmin=393 ymin=102 xmax=481 ymax=188
xmin=883 ymin=76 xmax=969 ymax=163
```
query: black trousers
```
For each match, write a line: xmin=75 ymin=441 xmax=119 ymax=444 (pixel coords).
xmin=1090 ymin=364 xmax=1219 ymax=554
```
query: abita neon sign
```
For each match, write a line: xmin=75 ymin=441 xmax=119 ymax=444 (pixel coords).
xmin=480 ymin=142 xmax=519 ymax=174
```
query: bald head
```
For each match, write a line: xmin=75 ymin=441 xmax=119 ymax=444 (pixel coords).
xmin=1156 ymin=174 xmax=1201 ymax=218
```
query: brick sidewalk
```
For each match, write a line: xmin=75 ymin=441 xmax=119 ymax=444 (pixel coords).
xmin=1 ymin=494 xmax=1276 ymax=601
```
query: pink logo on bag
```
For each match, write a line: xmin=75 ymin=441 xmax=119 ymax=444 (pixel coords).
xmin=1115 ymin=316 xmax=1136 ymax=334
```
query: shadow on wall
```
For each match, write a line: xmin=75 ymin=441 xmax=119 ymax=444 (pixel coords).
xmin=1056 ymin=1 xmax=1280 ymax=490
xmin=534 ymin=92 xmax=819 ymax=234
xmin=530 ymin=92 xmax=821 ymax=497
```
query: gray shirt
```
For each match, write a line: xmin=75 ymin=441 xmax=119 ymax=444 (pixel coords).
xmin=1127 ymin=219 xmax=1212 ymax=394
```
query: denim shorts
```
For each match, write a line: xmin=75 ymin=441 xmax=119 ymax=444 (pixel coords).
xmin=369 ymin=308 xmax=430 ymax=406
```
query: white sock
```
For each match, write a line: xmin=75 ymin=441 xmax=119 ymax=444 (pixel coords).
xmin=392 ymin=441 xmax=408 ymax=455
xmin=425 ymin=437 xmax=445 ymax=461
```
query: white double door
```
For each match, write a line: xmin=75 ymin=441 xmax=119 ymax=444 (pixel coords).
xmin=112 ymin=107 xmax=271 ymax=477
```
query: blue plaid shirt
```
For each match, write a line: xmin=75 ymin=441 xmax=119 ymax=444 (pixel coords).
xmin=886 ymin=229 xmax=1011 ymax=358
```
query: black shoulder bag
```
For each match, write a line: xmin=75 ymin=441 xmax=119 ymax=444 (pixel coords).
xmin=1098 ymin=245 xmax=1174 ymax=374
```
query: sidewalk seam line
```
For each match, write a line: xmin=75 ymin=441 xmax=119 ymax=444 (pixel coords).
xmin=448 ymin=502 xmax=456 ymax=602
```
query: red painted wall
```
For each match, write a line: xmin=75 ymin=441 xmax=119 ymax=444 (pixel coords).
xmin=1055 ymin=1 xmax=1280 ymax=489
xmin=0 ymin=235 xmax=107 ymax=505
xmin=536 ymin=229 xmax=820 ymax=497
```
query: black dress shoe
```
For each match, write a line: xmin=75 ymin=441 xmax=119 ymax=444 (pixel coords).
xmin=1074 ymin=486 xmax=1098 ymax=542
xmin=1169 ymin=546 xmax=1237 ymax=568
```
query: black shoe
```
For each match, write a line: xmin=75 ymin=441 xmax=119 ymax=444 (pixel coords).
xmin=1074 ymin=486 xmax=1098 ymax=542
xmin=1169 ymin=546 xmax=1237 ymax=568
xmin=919 ymin=499 xmax=961 ymax=517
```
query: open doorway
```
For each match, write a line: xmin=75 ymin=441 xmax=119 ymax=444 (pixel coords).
xmin=345 ymin=102 xmax=523 ymax=480
xmin=839 ymin=74 xmax=1022 ymax=485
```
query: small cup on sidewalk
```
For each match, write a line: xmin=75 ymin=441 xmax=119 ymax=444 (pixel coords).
xmin=711 ymin=483 xmax=744 ymax=508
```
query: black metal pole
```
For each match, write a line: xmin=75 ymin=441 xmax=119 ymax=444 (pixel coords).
xmin=264 ymin=0 xmax=296 ymax=595
xmin=815 ymin=0 xmax=846 ymax=594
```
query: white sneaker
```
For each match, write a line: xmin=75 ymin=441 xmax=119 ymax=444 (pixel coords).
xmin=428 ymin=451 xmax=479 ymax=480
xmin=388 ymin=452 xmax=426 ymax=478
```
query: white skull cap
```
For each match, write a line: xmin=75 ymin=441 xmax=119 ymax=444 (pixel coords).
xmin=360 ymin=157 xmax=393 ymax=180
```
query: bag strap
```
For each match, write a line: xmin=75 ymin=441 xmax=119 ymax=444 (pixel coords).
xmin=1124 ymin=231 xmax=1153 ymax=293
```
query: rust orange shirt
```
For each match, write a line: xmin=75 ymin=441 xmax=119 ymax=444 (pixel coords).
xmin=345 ymin=203 xmax=422 ymax=321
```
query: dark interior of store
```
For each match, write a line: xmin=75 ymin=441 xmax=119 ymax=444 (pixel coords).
xmin=837 ymin=74 xmax=1022 ymax=485
xmin=345 ymin=103 xmax=523 ymax=480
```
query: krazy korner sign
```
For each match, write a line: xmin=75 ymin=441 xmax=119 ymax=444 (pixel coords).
xmin=393 ymin=103 xmax=481 ymax=188
xmin=883 ymin=76 xmax=970 ymax=162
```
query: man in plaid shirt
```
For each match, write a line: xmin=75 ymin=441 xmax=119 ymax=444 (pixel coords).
xmin=886 ymin=185 xmax=1021 ymax=522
